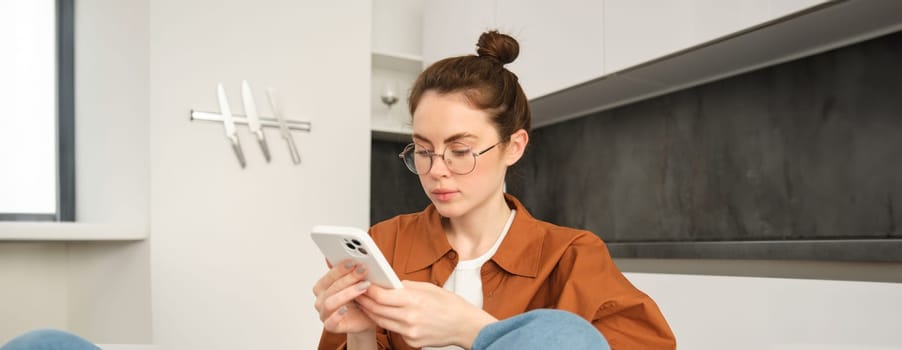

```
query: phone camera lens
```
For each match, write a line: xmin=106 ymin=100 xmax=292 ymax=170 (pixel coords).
xmin=358 ymin=248 xmax=368 ymax=255
xmin=351 ymin=239 xmax=362 ymax=246
xmin=345 ymin=243 xmax=356 ymax=250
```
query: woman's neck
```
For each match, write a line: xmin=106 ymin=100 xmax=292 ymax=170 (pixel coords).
xmin=444 ymin=192 xmax=513 ymax=260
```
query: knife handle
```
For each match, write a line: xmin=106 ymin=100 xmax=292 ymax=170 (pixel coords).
xmin=256 ymin=132 xmax=272 ymax=163
xmin=285 ymin=134 xmax=301 ymax=164
xmin=229 ymin=137 xmax=247 ymax=169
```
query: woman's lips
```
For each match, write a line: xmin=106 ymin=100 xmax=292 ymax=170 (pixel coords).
xmin=431 ymin=189 xmax=458 ymax=201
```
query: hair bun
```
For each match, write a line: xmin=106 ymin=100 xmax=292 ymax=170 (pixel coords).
xmin=476 ymin=30 xmax=519 ymax=65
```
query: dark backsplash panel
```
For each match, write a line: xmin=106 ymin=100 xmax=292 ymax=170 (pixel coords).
xmin=370 ymin=139 xmax=431 ymax=225
xmin=507 ymin=30 xmax=902 ymax=260
xmin=371 ymin=31 xmax=902 ymax=261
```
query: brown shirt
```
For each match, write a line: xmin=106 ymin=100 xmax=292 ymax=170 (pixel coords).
xmin=319 ymin=194 xmax=676 ymax=350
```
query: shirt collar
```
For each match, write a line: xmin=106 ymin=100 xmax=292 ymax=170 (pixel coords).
xmin=404 ymin=193 xmax=543 ymax=278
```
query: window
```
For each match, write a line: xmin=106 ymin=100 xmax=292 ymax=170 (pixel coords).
xmin=0 ymin=0 xmax=75 ymax=221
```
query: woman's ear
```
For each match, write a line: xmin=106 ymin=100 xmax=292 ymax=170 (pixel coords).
xmin=504 ymin=129 xmax=529 ymax=166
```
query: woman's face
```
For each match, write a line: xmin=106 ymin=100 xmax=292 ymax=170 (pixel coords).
xmin=410 ymin=91 xmax=515 ymax=219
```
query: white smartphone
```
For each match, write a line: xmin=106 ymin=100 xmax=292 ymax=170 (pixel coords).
xmin=310 ymin=225 xmax=403 ymax=289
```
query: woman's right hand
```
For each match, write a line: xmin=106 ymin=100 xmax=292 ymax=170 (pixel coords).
xmin=313 ymin=259 xmax=377 ymax=335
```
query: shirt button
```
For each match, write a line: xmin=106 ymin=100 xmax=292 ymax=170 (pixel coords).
xmin=448 ymin=251 xmax=457 ymax=259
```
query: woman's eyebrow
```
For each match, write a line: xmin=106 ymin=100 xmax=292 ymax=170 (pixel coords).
xmin=444 ymin=133 xmax=477 ymax=143
xmin=412 ymin=132 xmax=477 ymax=144
xmin=412 ymin=134 xmax=431 ymax=144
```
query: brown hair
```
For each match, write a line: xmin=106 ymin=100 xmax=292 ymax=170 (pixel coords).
xmin=408 ymin=30 xmax=531 ymax=142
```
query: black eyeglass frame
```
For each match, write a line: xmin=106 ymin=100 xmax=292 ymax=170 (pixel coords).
xmin=398 ymin=141 xmax=501 ymax=175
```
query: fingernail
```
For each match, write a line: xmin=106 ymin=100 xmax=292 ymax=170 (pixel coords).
xmin=356 ymin=266 xmax=366 ymax=275
xmin=338 ymin=306 xmax=347 ymax=315
xmin=355 ymin=281 xmax=371 ymax=291
xmin=344 ymin=261 xmax=355 ymax=269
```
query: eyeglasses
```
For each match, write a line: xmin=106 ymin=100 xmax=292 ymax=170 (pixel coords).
xmin=398 ymin=141 xmax=501 ymax=175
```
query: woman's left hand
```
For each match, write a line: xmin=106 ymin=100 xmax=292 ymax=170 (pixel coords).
xmin=355 ymin=280 xmax=498 ymax=349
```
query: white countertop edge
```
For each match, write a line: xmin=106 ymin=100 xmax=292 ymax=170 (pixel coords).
xmin=0 ymin=222 xmax=148 ymax=241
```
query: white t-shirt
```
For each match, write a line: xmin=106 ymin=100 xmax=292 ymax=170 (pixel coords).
xmin=424 ymin=209 xmax=516 ymax=350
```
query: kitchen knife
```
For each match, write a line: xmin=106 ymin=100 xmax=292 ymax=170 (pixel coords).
xmin=241 ymin=80 xmax=271 ymax=162
xmin=265 ymin=88 xmax=301 ymax=165
xmin=217 ymin=83 xmax=247 ymax=168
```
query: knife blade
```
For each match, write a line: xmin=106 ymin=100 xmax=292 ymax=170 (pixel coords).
xmin=265 ymin=88 xmax=301 ymax=164
xmin=241 ymin=80 xmax=271 ymax=162
xmin=217 ymin=83 xmax=247 ymax=168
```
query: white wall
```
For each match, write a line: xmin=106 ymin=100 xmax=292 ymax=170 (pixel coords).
xmin=75 ymin=0 xmax=150 ymax=228
xmin=0 ymin=244 xmax=68 ymax=340
xmin=627 ymin=272 xmax=902 ymax=350
xmin=147 ymin=0 xmax=371 ymax=349
xmin=66 ymin=0 xmax=154 ymax=340
xmin=66 ymin=242 xmax=152 ymax=344
xmin=0 ymin=241 xmax=152 ymax=345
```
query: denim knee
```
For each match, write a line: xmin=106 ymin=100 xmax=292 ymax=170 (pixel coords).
xmin=0 ymin=329 xmax=100 ymax=350
xmin=473 ymin=309 xmax=609 ymax=350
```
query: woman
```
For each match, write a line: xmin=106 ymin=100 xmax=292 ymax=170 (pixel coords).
xmin=314 ymin=30 xmax=676 ymax=350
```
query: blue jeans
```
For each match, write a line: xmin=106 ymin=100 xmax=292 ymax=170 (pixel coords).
xmin=4 ymin=313 xmax=607 ymax=350
xmin=0 ymin=329 xmax=100 ymax=350
xmin=472 ymin=309 xmax=610 ymax=350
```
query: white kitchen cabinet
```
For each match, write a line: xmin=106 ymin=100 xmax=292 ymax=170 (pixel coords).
xmin=496 ymin=0 xmax=605 ymax=99
xmin=421 ymin=0 xmax=497 ymax=67
xmin=423 ymin=0 xmax=605 ymax=100
xmin=420 ymin=1 xmax=898 ymax=129
xmin=530 ymin=1 xmax=902 ymax=128
xmin=422 ymin=0 xmax=831 ymax=95
xmin=373 ymin=0 xmax=422 ymax=59
xmin=603 ymin=0 xmax=829 ymax=74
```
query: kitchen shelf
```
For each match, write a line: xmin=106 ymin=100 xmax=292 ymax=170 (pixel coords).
xmin=371 ymin=51 xmax=421 ymax=140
